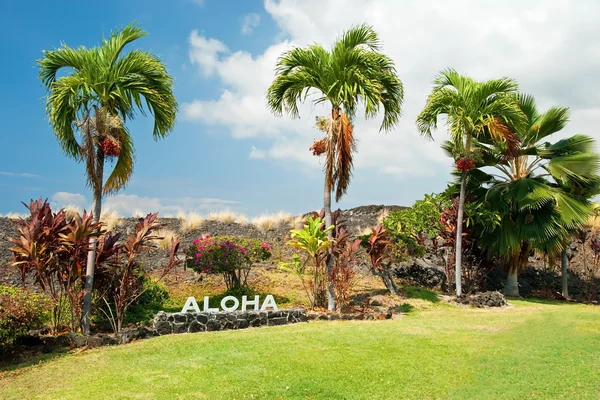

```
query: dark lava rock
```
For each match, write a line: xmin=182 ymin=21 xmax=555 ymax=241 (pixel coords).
xmin=455 ymin=291 xmax=507 ymax=308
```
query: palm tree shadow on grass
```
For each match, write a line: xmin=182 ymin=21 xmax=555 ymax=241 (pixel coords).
xmin=402 ymin=286 xmax=440 ymax=303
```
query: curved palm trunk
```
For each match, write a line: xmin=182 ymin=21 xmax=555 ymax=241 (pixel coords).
xmin=82 ymin=149 xmax=104 ymax=334
xmin=561 ymin=247 xmax=569 ymax=298
xmin=454 ymin=171 xmax=467 ymax=296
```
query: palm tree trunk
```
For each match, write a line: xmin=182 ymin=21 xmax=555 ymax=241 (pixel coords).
xmin=82 ymin=149 xmax=104 ymax=334
xmin=454 ymin=171 xmax=467 ymax=296
xmin=504 ymin=268 xmax=519 ymax=297
xmin=323 ymin=177 xmax=336 ymax=311
xmin=561 ymin=247 xmax=569 ymax=298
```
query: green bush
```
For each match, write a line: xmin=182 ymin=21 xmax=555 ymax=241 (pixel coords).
xmin=0 ymin=286 xmax=50 ymax=349
xmin=125 ymin=279 xmax=170 ymax=323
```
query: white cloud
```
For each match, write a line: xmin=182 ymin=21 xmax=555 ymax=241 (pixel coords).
xmin=51 ymin=192 xmax=87 ymax=210
xmin=249 ymin=146 xmax=267 ymax=159
xmin=188 ymin=30 xmax=228 ymax=76
xmin=0 ymin=171 xmax=38 ymax=178
xmin=241 ymin=13 xmax=260 ymax=35
xmin=50 ymin=192 xmax=240 ymax=217
xmin=182 ymin=0 xmax=600 ymax=194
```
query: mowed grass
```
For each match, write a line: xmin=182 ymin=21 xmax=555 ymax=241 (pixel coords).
xmin=1 ymin=300 xmax=599 ymax=399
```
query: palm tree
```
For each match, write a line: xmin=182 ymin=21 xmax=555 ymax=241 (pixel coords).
xmin=416 ymin=69 xmax=526 ymax=295
xmin=38 ymin=23 xmax=178 ymax=333
xmin=470 ymin=94 xmax=600 ymax=296
xmin=266 ymin=24 xmax=403 ymax=310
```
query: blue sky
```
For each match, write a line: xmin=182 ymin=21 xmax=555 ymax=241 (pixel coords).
xmin=1 ymin=0 xmax=598 ymax=217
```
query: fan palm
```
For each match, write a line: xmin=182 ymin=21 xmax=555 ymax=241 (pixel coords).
xmin=38 ymin=23 xmax=178 ymax=332
xmin=416 ymin=69 xmax=526 ymax=295
xmin=266 ymin=24 xmax=403 ymax=310
xmin=469 ymin=94 xmax=600 ymax=296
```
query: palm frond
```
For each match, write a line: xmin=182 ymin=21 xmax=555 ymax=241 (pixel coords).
xmin=334 ymin=112 xmax=355 ymax=201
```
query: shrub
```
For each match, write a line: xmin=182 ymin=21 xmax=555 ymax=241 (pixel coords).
xmin=287 ymin=216 xmax=333 ymax=309
xmin=124 ymin=279 xmax=170 ymax=324
xmin=185 ymin=235 xmax=272 ymax=290
xmin=95 ymin=214 xmax=181 ymax=337
xmin=0 ymin=286 xmax=50 ymax=349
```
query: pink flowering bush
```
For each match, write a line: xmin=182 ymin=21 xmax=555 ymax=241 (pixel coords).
xmin=185 ymin=236 xmax=272 ymax=290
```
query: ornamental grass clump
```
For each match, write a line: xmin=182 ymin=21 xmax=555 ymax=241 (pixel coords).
xmin=185 ymin=236 xmax=272 ymax=290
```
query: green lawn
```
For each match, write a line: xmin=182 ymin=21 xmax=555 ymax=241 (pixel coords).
xmin=1 ymin=299 xmax=599 ymax=399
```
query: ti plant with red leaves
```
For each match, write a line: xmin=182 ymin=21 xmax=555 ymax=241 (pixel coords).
xmin=360 ymin=224 xmax=399 ymax=295
xmin=9 ymin=198 xmax=103 ymax=333
xmin=95 ymin=213 xmax=181 ymax=338
xmin=330 ymin=226 xmax=361 ymax=310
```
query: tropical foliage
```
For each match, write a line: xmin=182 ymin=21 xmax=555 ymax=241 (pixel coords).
xmin=9 ymin=199 xmax=102 ymax=332
xmin=185 ymin=236 xmax=272 ymax=291
xmin=416 ymin=69 xmax=526 ymax=295
xmin=267 ymin=24 xmax=404 ymax=310
xmin=287 ymin=216 xmax=334 ymax=308
xmin=0 ymin=286 xmax=50 ymax=349
xmin=458 ymin=94 xmax=600 ymax=295
xmin=38 ymin=22 xmax=178 ymax=332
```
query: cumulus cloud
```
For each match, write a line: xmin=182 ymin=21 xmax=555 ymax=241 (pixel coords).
xmin=50 ymin=192 xmax=240 ymax=217
xmin=188 ymin=30 xmax=229 ymax=76
xmin=241 ymin=13 xmax=261 ymax=35
xmin=182 ymin=0 xmax=600 ymax=187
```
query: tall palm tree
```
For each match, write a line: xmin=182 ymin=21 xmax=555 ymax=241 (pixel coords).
xmin=470 ymin=94 xmax=600 ymax=296
xmin=416 ymin=69 xmax=525 ymax=295
xmin=266 ymin=24 xmax=404 ymax=310
xmin=38 ymin=23 xmax=178 ymax=333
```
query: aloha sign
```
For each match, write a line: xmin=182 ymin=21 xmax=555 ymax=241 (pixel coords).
xmin=181 ymin=295 xmax=279 ymax=313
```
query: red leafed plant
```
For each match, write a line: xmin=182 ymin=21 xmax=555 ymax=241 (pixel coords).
xmin=360 ymin=224 xmax=399 ymax=295
xmin=94 ymin=213 xmax=181 ymax=338
xmin=99 ymin=136 xmax=121 ymax=157
xmin=9 ymin=198 xmax=103 ymax=333
xmin=455 ymin=157 xmax=475 ymax=172
xmin=330 ymin=226 xmax=361 ymax=310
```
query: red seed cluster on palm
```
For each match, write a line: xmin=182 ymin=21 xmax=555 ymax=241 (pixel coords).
xmin=100 ymin=137 xmax=121 ymax=157
xmin=309 ymin=138 xmax=327 ymax=156
xmin=455 ymin=157 xmax=475 ymax=172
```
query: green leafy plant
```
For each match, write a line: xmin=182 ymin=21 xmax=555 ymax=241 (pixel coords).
xmin=288 ymin=216 xmax=334 ymax=309
xmin=0 ymin=286 xmax=50 ymax=350
xmin=460 ymin=94 xmax=600 ymax=296
xmin=185 ymin=236 xmax=271 ymax=290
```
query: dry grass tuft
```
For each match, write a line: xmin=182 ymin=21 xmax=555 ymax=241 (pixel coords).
xmin=377 ymin=207 xmax=390 ymax=224
xmin=252 ymin=211 xmax=294 ymax=231
xmin=101 ymin=209 xmax=123 ymax=231
xmin=356 ymin=225 xmax=375 ymax=236
xmin=3 ymin=212 xmax=27 ymax=220
xmin=207 ymin=210 xmax=240 ymax=224
xmin=178 ymin=212 xmax=205 ymax=232
xmin=152 ymin=229 xmax=180 ymax=250
xmin=292 ymin=215 xmax=306 ymax=230
xmin=132 ymin=209 xmax=145 ymax=219
xmin=63 ymin=204 xmax=82 ymax=220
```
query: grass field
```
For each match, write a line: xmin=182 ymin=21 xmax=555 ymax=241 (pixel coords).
xmin=1 ymin=299 xmax=599 ymax=399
